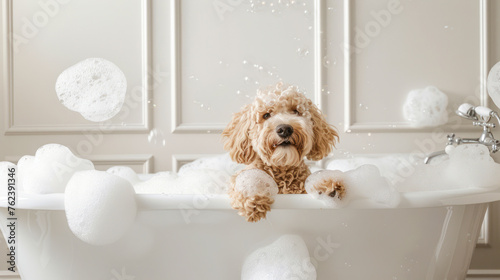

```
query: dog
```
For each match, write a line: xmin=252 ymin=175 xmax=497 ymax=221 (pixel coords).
xmin=222 ymin=83 xmax=342 ymax=222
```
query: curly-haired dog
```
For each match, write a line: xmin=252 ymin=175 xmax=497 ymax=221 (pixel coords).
xmin=222 ymin=83 xmax=342 ymax=222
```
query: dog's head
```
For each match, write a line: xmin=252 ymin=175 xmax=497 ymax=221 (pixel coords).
xmin=223 ymin=83 xmax=338 ymax=167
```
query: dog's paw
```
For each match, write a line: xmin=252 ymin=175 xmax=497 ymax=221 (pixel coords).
xmin=240 ymin=194 xmax=274 ymax=222
xmin=234 ymin=169 xmax=278 ymax=197
xmin=230 ymin=169 xmax=278 ymax=222
xmin=229 ymin=191 xmax=274 ymax=222
xmin=305 ymin=170 xmax=348 ymax=208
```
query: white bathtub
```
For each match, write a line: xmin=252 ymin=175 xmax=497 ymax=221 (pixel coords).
xmin=1 ymin=187 xmax=499 ymax=280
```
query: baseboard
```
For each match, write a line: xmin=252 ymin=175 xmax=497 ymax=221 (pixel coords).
xmin=467 ymin=269 xmax=500 ymax=279
xmin=0 ymin=269 xmax=496 ymax=279
xmin=0 ymin=271 xmax=20 ymax=280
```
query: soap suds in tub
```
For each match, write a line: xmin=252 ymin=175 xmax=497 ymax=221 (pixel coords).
xmin=17 ymin=144 xmax=94 ymax=194
xmin=65 ymin=170 xmax=137 ymax=246
xmin=242 ymin=235 xmax=317 ymax=280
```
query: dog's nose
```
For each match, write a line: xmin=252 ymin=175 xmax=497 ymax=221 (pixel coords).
xmin=276 ymin=124 xmax=294 ymax=138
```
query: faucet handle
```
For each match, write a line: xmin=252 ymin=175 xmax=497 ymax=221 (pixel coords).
xmin=456 ymin=103 xmax=478 ymax=121
xmin=447 ymin=133 xmax=455 ymax=145
xmin=475 ymin=106 xmax=493 ymax=120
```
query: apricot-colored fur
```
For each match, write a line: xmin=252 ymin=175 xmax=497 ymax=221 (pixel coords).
xmin=223 ymin=83 xmax=338 ymax=222
xmin=315 ymin=178 xmax=346 ymax=200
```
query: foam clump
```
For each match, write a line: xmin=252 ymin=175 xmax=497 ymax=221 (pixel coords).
xmin=17 ymin=144 xmax=94 ymax=194
xmin=403 ymin=86 xmax=448 ymax=127
xmin=55 ymin=58 xmax=127 ymax=122
xmin=305 ymin=169 xmax=348 ymax=208
xmin=107 ymin=166 xmax=141 ymax=185
xmin=234 ymin=169 xmax=278 ymax=197
xmin=242 ymin=235 xmax=317 ymax=280
xmin=134 ymin=154 xmax=244 ymax=194
xmin=387 ymin=144 xmax=500 ymax=192
xmin=487 ymin=61 xmax=500 ymax=108
xmin=306 ymin=165 xmax=400 ymax=208
xmin=326 ymin=155 xmax=420 ymax=185
xmin=135 ymin=168 xmax=231 ymax=194
xmin=178 ymin=153 xmax=245 ymax=177
xmin=65 ymin=170 xmax=137 ymax=245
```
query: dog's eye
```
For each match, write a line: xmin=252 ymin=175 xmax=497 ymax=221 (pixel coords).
xmin=293 ymin=110 xmax=300 ymax=115
xmin=263 ymin=113 xmax=271 ymax=120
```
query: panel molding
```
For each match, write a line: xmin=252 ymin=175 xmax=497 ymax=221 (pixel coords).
xmin=343 ymin=0 xmax=490 ymax=133
xmin=476 ymin=206 xmax=490 ymax=246
xmin=170 ymin=0 xmax=326 ymax=134
xmin=5 ymin=154 xmax=154 ymax=174
xmin=2 ymin=0 xmax=152 ymax=135
xmin=171 ymin=154 xmax=218 ymax=172
xmin=85 ymin=154 xmax=154 ymax=173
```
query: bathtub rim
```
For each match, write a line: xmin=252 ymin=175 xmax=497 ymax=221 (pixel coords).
xmin=1 ymin=185 xmax=499 ymax=211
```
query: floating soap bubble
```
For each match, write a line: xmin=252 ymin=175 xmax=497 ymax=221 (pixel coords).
xmin=403 ymin=86 xmax=448 ymax=127
xmin=487 ymin=61 xmax=500 ymax=108
xmin=55 ymin=58 xmax=127 ymax=122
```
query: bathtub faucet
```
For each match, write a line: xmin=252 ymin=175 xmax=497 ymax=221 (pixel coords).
xmin=424 ymin=103 xmax=500 ymax=164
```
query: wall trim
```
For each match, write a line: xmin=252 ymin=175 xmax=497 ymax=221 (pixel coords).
xmin=5 ymin=154 xmax=154 ymax=174
xmin=467 ymin=269 xmax=500 ymax=278
xmin=85 ymin=154 xmax=154 ymax=174
xmin=477 ymin=206 xmax=490 ymax=246
xmin=0 ymin=270 xmax=20 ymax=280
xmin=3 ymin=0 xmax=152 ymax=135
xmin=343 ymin=0 xmax=489 ymax=133
xmin=171 ymin=154 xmax=219 ymax=172
xmin=171 ymin=0 xmax=326 ymax=133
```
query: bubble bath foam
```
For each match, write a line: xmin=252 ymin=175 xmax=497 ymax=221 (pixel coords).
xmin=0 ymin=186 xmax=498 ymax=279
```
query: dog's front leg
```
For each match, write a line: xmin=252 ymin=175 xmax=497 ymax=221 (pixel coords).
xmin=228 ymin=169 xmax=278 ymax=222
xmin=305 ymin=170 xmax=347 ymax=207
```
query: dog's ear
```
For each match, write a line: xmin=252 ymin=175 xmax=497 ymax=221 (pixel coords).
xmin=222 ymin=104 xmax=257 ymax=164
xmin=307 ymin=105 xmax=339 ymax=161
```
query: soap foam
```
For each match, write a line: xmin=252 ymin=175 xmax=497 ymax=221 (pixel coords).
xmin=65 ymin=170 xmax=137 ymax=246
xmin=326 ymin=155 xmax=421 ymax=186
xmin=242 ymin=235 xmax=317 ymax=280
xmin=17 ymin=144 xmax=94 ymax=194
xmin=306 ymin=165 xmax=400 ymax=208
xmin=107 ymin=166 xmax=141 ymax=185
xmin=55 ymin=58 xmax=127 ymax=122
xmin=487 ymin=61 xmax=500 ymax=108
xmin=134 ymin=154 xmax=244 ymax=194
xmin=234 ymin=169 xmax=278 ymax=197
xmin=403 ymin=86 xmax=448 ymax=127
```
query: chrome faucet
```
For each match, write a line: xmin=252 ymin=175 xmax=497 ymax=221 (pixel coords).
xmin=424 ymin=103 xmax=500 ymax=164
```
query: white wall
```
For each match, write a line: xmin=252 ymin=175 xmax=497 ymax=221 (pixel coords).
xmin=1 ymin=0 xmax=500 ymax=278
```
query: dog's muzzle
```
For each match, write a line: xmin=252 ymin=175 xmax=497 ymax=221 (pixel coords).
xmin=276 ymin=124 xmax=294 ymax=138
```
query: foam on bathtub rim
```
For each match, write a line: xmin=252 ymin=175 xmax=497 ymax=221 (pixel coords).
xmin=2 ymin=187 xmax=500 ymax=211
